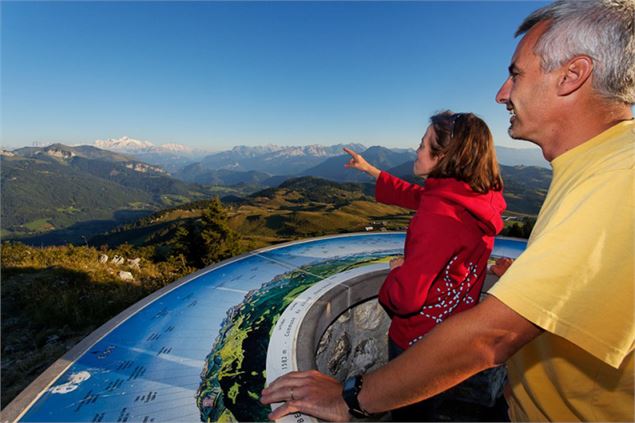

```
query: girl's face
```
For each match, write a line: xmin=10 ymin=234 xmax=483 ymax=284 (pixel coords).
xmin=413 ymin=125 xmax=441 ymax=177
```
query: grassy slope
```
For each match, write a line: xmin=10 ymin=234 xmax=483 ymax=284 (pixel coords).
xmin=91 ymin=181 xmax=413 ymax=251
xmin=0 ymin=243 xmax=194 ymax=408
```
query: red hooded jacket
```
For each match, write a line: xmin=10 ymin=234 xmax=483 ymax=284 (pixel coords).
xmin=376 ymin=171 xmax=506 ymax=350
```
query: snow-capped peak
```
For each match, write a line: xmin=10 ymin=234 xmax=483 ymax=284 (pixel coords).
xmin=161 ymin=143 xmax=192 ymax=153
xmin=94 ymin=137 xmax=192 ymax=154
xmin=95 ymin=136 xmax=154 ymax=151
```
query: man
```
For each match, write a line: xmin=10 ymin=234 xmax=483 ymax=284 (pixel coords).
xmin=261 ymin=0 xmax=634 ymax=421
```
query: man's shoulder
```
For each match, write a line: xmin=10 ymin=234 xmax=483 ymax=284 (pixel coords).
xmin=576 ymin=122 xmax=634 ymax=179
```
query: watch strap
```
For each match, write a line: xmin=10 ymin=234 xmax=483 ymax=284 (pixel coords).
xmin=342 ymin=375 xmax=371 ymax=418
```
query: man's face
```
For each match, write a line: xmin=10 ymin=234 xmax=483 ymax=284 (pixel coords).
xmin=496 ymin=21 xmax=558 ymax=144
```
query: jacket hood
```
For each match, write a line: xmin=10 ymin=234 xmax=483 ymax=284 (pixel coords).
xmin=422 ymin=177 xmax=506 ymax=236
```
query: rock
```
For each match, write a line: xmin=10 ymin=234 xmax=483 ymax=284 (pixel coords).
xmin=98 ymin=254 xmax=108 ymax=264
xmin=111 ymin=255 xmax=125 ymax=266
xmin=118 ymin=271 xmax=134 ymax=282
xmin=127 ymin=258 xmax=141 ymax=269
xmin=327 ymin=333 xmax=351 ymax=377
xmin=353 ymin=300 xmax=385 ymax=330
xmin=46 ymin=335 xmax=60 ymax=345
xmin=337 ymin=309 xmax=351 ymax=324
xmin=316 ymin=299 xmax=390 ymax=382
xmin=349 ymin=338 xmax=380 ymax=376
xmin=316 ymin=325 xmax=332 ymax=357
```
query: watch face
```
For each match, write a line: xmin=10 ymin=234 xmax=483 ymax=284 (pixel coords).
xmin=344 ymin=376 xmax=358 ymax=393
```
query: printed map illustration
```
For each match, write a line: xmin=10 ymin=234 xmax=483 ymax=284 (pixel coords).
xmin=14 ymin=233 xmax=526 ymax=422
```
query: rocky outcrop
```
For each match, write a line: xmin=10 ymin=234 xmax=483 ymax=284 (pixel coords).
xmin=124 ymin=162 xmax=167 ymax=174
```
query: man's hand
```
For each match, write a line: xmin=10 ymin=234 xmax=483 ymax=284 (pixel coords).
xmin=260 ymin=370 xmax=350 ymax=421
xmin=389 ymin=257 xmax=404 ymax=269
xmin=490 ymin=257 xmax=513 ymax=277
xmin=343 ymin=148 xmax=381 ymax=179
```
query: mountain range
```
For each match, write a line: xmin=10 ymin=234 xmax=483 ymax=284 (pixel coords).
xmin=176 ymin=143 xmax=368 ymax=182
xmin=2 ymin=141 xmax=551 ymax=245
xmin=176 ymin=144 xmax=549 ymax=186
xmin=91 ymin=140 xmax=548 ymax=185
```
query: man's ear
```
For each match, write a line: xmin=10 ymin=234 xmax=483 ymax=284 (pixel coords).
xmin=557 ymin=55 xmax=593 ymax=96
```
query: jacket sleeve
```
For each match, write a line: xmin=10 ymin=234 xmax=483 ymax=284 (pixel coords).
xmin=375 ymin=171 xmax=425 ymax=211
xmin=379 ymin=214 xmax=462 ymax=316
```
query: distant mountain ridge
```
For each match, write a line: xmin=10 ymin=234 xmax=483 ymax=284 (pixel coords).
xmin=92 ymin=136 xmax=209 ymax=173
xmin=175 ymin=144 xmax=547 ymax=185
xmin=194 ymin=143 xmax=368 ymax=175
xmin=301 ymin=146 xmax=416 ymax=182
xmin=495 ymin=146 xmax=548 ymax=168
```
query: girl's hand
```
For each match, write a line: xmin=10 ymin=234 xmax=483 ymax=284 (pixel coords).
xmin=490 ymin=257 xmax=514 ymax=277
xmin=343 ymin=148 xmax=381 ymax=179
xmin=389 ymin=257 xmax=405 ymax=269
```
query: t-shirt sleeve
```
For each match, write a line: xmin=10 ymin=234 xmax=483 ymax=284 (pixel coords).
xmin=488 ymin=169 xmax=634 ymax=368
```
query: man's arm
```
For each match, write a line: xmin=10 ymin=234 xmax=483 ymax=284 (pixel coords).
xmin=261 ymin=295 xmax=542 ymax=421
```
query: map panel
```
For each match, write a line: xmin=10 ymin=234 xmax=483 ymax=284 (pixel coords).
xmin=16 ymin=233 xmax=526 ymax=422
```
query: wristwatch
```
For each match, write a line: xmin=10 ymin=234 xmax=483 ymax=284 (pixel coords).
xmin=342 ymin=374 xmax=371 ymax=418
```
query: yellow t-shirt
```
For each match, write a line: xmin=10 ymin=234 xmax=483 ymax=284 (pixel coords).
xmin=488 ymin=120 xmax=635 ymax=421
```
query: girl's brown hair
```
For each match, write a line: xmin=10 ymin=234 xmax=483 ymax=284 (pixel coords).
xmin=427 ymin=111 xmax=503 ymax=193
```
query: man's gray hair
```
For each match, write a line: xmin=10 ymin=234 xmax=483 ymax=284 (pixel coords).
xmin=517 ymin=0 xmax=635 ymax=104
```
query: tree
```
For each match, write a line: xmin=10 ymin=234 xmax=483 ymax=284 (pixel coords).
xmin=501 ymin=217 xmax=536 ymax=239
xmin=171 ymin=197 xmax=241 ymax=268
xmin=199 ymin=197 xmax=241 ymax=266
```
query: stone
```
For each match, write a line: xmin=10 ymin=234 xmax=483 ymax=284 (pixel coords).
xmin=317 ymin=299 xmax=391 ymax=382
xmin=316 ymin=325 xmax=332 ymax=357
xmin=327 ymin=333 xmax=351 ymax=377
xmin=118 ymin=271 xmax=134 ymax=282
xmin=353 ymin=300 xmax=386 ymax=330
xmin=127 ymin=258 xmax=141 ymax=269
xmin=46 ymin=335 xmax=60 ymax=345
xmin=111 ymin=255 xmax=125 ymax=266
xmin=348 ymin=338 xmax=380 ymax=376
xmin=98 ymin=254 xmax=108 ymax=264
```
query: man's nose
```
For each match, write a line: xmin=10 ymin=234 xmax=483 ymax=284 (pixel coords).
xmin=496 ymin=77 xmax=511 ymax=104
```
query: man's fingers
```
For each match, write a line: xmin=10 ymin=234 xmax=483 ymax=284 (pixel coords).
xmin=262 ymin=370 xmax=349 ymax=421
xmin=261 ymin=371 xmax=310 ymax=404
xmin=268 ymin=401 xmax=300 ymax=420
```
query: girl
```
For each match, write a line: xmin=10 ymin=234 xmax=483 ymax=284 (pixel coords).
xmin=344 ymin=111 xmax=505 ymax=421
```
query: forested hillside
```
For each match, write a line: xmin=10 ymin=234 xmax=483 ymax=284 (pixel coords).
xmin=1 ymin=145 xmax=214 ymax=242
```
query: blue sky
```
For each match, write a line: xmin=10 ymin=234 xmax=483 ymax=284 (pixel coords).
xmin=1 ymin=1 xmax=547 ymax=151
